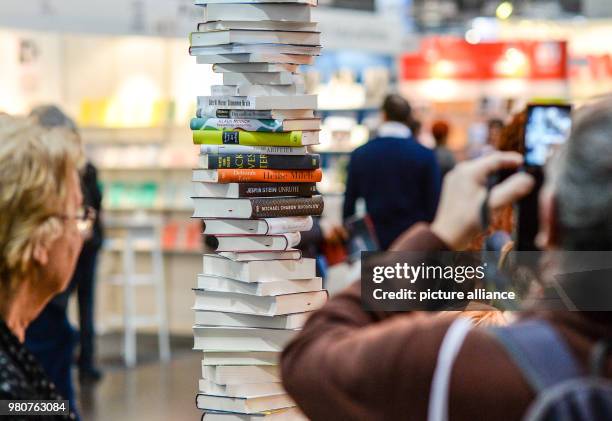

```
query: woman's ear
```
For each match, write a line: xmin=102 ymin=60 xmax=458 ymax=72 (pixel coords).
xmin=536 ymin=186 xmax=559 ymax=249
xmin=32 ymin=239 xmax=49 ymax=266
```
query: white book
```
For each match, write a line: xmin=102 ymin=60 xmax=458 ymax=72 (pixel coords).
xmin=219 ymin=249 xmax=302 ymax=261
xmin=198 ymin=95 xmax=317 ymax=111
xmin=202 ymin=254 xmax=315 ymax=282
xmin=198 ymin=21 xmax=318 ymax=32
xmin=196 ymin=0 xmax=317 ymax=5
xmin=193 ymin=289 xmax=328 ymax=316
xmin=193 ymin=326 xmax=297 ymax=352
xmin=194 ymin=311 xmax=310 ymax=330
xmin=202 ymin=351 xmax=280 ymax=367
xmin=199 ymin=378 xmax=284 ymax=397
xmin=190 ymin=30 xmax=320 ymax=47
xmin=198 ymin=108 xmax=315 ymax=120
xmin=191 ymin=196 xmax=323 ymax=218
xmin=213 ymin=62 xmax=299 ymax=73
xmin=196 ymin=118 xmax=319 ymax=132
xmin=193 ymin=182 xmax=316 ymax=200
xmin=223 ymin=72 xmax=303 ymax=86
xmin=203 ymin=3 xmax=312 ymax=22
xmin=196 ymin=393 xmax=294 ymax=414
xmin=196 ymin=274 xmax=322 ymax=296
xmin=196 ymin=54 xmax=314 ymax=65
xmin=202 ymin=364 xmax=280 ymax=384
xmin=212 ymin=233 xmax=301 ymax=252
xmin=211 ymin=84 xmax=305 ymax=97
xmin=190 ymin=44 xmax=321 ymax=57
xmin=199 ymin=145 xmax=307 ymax=156
xmin=202 ymin=407 xmax=306 ymax=421
xmin=202 ymin=217 xmax=313 ymax=235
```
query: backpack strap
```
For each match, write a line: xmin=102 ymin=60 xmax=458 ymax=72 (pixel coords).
xmin=490 ymin=319 xmax=582 ymax=393
xmin=428 ymin=317 xmax=473 ymax=421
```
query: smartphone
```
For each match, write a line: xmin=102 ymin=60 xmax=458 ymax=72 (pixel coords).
xmin=517 ymin=104 xmax=572 ymax=250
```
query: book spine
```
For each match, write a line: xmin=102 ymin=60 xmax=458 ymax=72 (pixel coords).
xmin=250 ymin=196 xmax=324 ymax=218
xmin=200 ymin=145 xmax=307 ymax=155
xmin=216 ymin=169 xmax=322 ymax=183
xmin=193 ymin=130 xmax=304 ymax=147
xmin=199 ymin=109 xmax=276 ymax=119
xmin=264 ymin=216 xmax=313 ymax=234
xmin=206 ymin=154 xmax=320 ymax=170
xmin=191 ymin=117 xmax=285 ymax=132
xmin=238 ymin=183 xmax=316 ymax=198
xmin=199 ymin=96 xmax=260 ymax=110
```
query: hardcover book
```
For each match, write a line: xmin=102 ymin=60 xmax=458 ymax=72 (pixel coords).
xmin=198 ymin=109 xmax=315 ymax=120
xmin=197 ymin=153 xmax=320 ymax=170
xmin=192 ymin=182 xmax=317 ymax=199
xmin=202 ymin=3 xmax=313 ymax=23
xmin=196 ymin=53 xmax=315 ymax=65
xmin=192 ymin=196 xmax=324 ymax=218
xmin=202 ymin=217 xmax=314 ymax=235
xmin=202 ymin=254 xmax=316 ymax=282
xmin=197 ymin=95 xmax=317 ymax=111
xmin=192 ymin=117 xmax=320 ymax=132
xmin=198 ymin=21 xmax=318 ymax=32
xmin=192 ymin=129 xmax=319 ymax=147
xmin=190 ymin=30 xmax=320 ymax=48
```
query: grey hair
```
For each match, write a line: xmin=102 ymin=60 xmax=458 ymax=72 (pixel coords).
xmin=29 ymin=105 xmax=77 ymax=132
xmin=550 ymin=98 xmax=612 ymax=249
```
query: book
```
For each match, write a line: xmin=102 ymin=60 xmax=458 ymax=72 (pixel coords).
xmin=199 ymin=145 xmax=308 ymax=156
xmin=194 ymin=118 xmax=320 ymax=133
xmin=199 ymin=378 xmax=284 ymax=397
xmin=190 ymin=44 xmax=322 ymax=57
xmin=193 ymin=289 xmax=328 ymax=316
xmin=202 ymin=3 xmax=312 ymax=22
xmin=198 ymin=95 xmax=317 ymax=111
xmin=202 ymin=217 xmax=313 ymax=235
xmin=202 ymin=352 xmax=279 ymax=367
xmin=195 ymin=311 xmax=309 ymax=330
xmin=192 ymin=169 xmax=322 ymax=184
xmin=190 ymin=31 xmax=320 ymax=47
xmin=202 ymin=407 xmax=306 ymax=421
xmin=192 ymin=196 xmax=324 ymax=218
xmin=202 ymin=365 xmax=280 ymax=385
xmin=192 ymin=130 xmax=319 ymax=147
xmin=211 ymin=233 xmax=302 ymax=252
xmin=196 ymin=393 xmax=294 ymax=414
xmin=212 ymin=63 xmax=299 ymax=74
xmin=223 ymin=72 xmax=302 ymax=86
xmin=192 ymin=326 xmax=297 ymax=352
xmin=202 ymin=254 xmax=316 ymax=282
xmin=192 ymin=182 xmax=317 ymax=198
xmin=211 ymin=84 xmax=305 ymax=97
xmin=198 ymin=109 xmax=314 ymax=120
xmin=197 ymin=153 xmax=320 ymax=170
xmin=198 ymin=21 xmax=318 ymax=33
xmin=196 ymin=54 xmax=314 ymax=65
xmin=196 ymin=274 xmax=322 ymax=296
xmin=195 ymin=0 xmax=317 ymax=6
xmin=219 ymin=250 xmax=302 ymax=262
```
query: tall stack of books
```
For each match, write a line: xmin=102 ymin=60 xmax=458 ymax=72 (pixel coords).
xmin=189 ymin=0 xmax=324 ymax=419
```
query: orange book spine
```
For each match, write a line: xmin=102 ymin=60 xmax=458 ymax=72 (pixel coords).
xmin=217 ymin=168 xmax=322 ymax=183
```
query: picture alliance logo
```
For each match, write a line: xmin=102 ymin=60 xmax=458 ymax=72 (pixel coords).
xmin=371 ymin=262 xmax=488 ymax=284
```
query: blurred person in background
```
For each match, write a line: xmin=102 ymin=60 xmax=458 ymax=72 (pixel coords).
xmin=26 ymin=106 xmax=104 ymax=407
xmin=431 ymin=120 xmax=456 ymax=179
xmin=343 ymin=94 xmax=441 ymax=250
xmin=281 ymin=98 xmax=612 ymax=420
xmin=0 ymin=113 xmax=87 ymax=420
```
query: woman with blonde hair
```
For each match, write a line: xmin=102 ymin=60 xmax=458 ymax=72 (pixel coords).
xmin=0 ymin=114 xmax=91 ymax=419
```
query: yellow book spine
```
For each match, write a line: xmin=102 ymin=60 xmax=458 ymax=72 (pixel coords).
xmin=193 ymin=130 xmax=303 ymax=146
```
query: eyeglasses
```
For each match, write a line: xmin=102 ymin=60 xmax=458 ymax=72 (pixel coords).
xmin=55 ymin=206 xmax=96 ymax=237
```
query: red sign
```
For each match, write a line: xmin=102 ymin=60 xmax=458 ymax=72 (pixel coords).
xmin=401 ymin=37 xmax=568 ymax=81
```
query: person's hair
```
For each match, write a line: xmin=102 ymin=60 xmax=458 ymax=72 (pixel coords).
xmin=488 ymin=118 xmax=504 ymax=131
xmin=431 ymin=120 xmax=450 ymax=146
xmin=0 ymin=114 xmax=82 ymax=293
xmin=409 ymin=119 xmax=422 ymax=138
xmin=497 ymin=111 xmax=526 ymax=153
xmin=382 ymin=94 xmax=412 ymax=125
xmin=550 ymin=98 xmax=612 ymax=250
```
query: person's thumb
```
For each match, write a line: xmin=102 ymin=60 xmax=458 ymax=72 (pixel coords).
xmin=489 ymin=172 xmax=535 ymax=210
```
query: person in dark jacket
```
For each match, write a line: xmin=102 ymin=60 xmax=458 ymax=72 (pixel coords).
xmin=25 ymin=106 xmax=104 ymax=414
xmin=0 ymin=113 xmax=85 ymax=420
xmin=343 ymin=94 xmax=441 ymax=250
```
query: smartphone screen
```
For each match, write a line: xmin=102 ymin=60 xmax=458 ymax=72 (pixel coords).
xmin=517 ymin=104 xmax=572 ymax=250
xmin=524 ymin=104 xmax=572 ymax=167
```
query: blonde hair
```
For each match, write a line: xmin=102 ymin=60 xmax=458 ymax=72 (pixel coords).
xmin=0 ymin=113 xmax=83 ymax=292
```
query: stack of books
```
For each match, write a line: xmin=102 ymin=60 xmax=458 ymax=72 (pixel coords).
xmin=189 ymin=0 xmax=323 ymax=419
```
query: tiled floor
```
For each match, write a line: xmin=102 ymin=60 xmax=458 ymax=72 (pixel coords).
xmin=76 ymin=334 xmax=201 ymax=421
